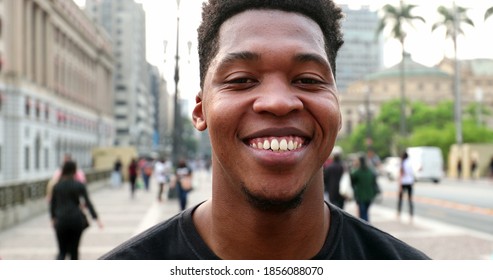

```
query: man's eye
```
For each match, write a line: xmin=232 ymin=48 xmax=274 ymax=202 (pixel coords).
xmin=293 ymin=78 xmax=321 ymax=84
xmin=227 ymin=77 xmax=255 ymax=84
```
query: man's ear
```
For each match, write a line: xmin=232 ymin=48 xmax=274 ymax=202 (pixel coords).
xmin=192 ymin=91 xmax=207 ymax=131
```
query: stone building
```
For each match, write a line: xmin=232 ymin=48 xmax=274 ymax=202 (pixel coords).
xmin=0 ymin=0 xmax=114 ymax=183
xmin=340 ymin=54 xmax=493 ymax=137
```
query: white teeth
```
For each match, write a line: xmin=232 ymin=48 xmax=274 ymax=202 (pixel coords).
xmin=263 ymin=140 xmax=270 ymax=150
xmin=270 ymin=139 xmax=279 ymax=151
xmin=250 ymin=137 xmax=305 ymax=152
xmin=288 ymin=140 xmax=294 ymax=150
xmin=279 ymin=139 xmax=288 ymax=151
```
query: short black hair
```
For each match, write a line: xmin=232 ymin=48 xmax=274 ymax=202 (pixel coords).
xmin=61 ymin=160 xmax=77 ymax=177
xmin=197 ymin=0 xmax=345 ymax=89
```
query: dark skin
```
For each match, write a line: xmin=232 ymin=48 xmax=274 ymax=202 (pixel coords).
xmin=192 ymin=10 xmax=341 ymax=259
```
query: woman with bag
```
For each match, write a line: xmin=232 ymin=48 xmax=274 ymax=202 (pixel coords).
xmin=50 ymin=160 xmax=103 ymax=260
xmin=175 ymin=159 xmax=193 ymax=211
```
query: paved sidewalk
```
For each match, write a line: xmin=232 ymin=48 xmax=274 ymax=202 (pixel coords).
xmin=1 ymin=169 xmax=492 ymax=260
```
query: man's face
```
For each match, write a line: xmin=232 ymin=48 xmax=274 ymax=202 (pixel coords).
xmin=193 ymin=10 xmax=341 ymax=209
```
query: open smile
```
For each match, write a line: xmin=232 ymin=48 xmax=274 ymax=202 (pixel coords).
xmin=245 ymin=136 xmax=308 ymax=152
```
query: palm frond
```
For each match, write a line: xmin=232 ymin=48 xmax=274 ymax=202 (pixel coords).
xmin=485 ymin=7 xmax=493 ymax=21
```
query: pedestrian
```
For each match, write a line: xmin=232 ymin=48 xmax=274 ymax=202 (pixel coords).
xmin=128 ymin=158 xmax=138 ymax=199
xmin=50 ymin=160 xmax=103 ymax=260
xmin=101 ymin=0 xmax=429 ymax=260
xmin=111 ymin=157 xmax=123 ymax=188
xmin=489 ymin=156 xmax=493 ymax=180
xmin=366 ymin=147 xmax=381 ymax=175
xmin=323 ymin=153 xmax=345 ymax=209
xmin=397 ymin=151 xmax=415 ymax=222
xmin=457 ymin=158 xmax=462 ymax=179
xmin=154 ymin=157 xmax=173 ymax=202
xmin=46 ymin=153 xmax=86 ymax=202
xmin=470 ymin=157 xmax=478 ymax=180
xmin=174 ymin=159 xmax=193 ymax=211
xmin=138 ymin=157 xmax=152 ymax=191
xmin=350 ymin=156 xmax=378 ymax=223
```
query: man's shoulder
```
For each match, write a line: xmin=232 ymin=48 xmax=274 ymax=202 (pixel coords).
xmin=100 ymin=204 xmax=214 ymax=260
xmin=100 ymin=211 xmax=186 ymax=260
xmin=326 ymin=206 xmax=430 ymax=260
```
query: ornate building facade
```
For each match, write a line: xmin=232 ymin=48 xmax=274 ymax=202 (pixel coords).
xmin=0 ymin=0 xmax=114 ymax=183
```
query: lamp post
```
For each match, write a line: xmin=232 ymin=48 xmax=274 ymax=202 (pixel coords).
xmin=364 ymin=85 xmax=373 ymax=147
xmin=171 ymin=0 xmax=182 ymax=165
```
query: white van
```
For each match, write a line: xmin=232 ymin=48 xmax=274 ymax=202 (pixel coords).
xmin=406 ymin=146 xmax=444 ymax=183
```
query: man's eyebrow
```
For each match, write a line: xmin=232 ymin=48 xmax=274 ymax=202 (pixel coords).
xmin=217 ymin=51 xmax=260 ymax=68
xmin=293 ymin=53 xmax=331 ymax=73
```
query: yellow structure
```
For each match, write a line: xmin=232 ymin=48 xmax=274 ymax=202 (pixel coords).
xmin=91 ymin=146 xmax=138 ymax=180
xmin=448 ymin=143 xmax=493 ymax=179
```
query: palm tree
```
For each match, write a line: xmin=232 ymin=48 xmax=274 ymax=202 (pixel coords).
xmin=432 ymin=3 xmax=474 ymax=145
xmin=486 ymin=6 xmax=493 ymax=21
xmin=376 ymin=0 xmax=425 ymax=137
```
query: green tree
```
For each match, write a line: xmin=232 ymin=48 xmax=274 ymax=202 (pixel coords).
xmin=343 ymin=100 xmax=493 ymax=164
xmin=376 ymin=0 xmax=425 ymax=137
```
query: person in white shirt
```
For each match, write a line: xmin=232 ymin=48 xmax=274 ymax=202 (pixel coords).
xmin=154 ymin=157 xmax=172 ymax=202
xmin=397 ymin=151 xmax=415 ymax=221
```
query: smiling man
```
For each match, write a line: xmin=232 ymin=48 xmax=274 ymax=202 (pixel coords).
xmin=101 ymin=0 xmax=429 ymax=260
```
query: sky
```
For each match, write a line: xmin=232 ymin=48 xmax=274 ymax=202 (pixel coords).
xmin=74 ymin=0 xmax=493 ymax=102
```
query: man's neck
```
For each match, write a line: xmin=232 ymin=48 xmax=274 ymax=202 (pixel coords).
xmin=193 ymin=190 xmax=330 ymax=259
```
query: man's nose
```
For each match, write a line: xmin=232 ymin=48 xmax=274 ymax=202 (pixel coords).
xmin=252 ymin=78 xmax=303 ymax=116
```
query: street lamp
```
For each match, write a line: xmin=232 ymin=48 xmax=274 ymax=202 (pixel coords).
xmin=364 ymin=85 xmax=372 ymax=146
xmin=172 ymin=0 xmax=182 ymax=165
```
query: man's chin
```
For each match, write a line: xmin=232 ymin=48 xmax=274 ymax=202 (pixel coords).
xmin=240 ymin=182 xmax=306 ymax=213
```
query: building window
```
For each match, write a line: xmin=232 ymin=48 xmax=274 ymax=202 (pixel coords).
xmin=45 ymin=148 xmax=49 ymax=169
xmin=25 ymin=97 xmax=31 ymax=116
xmin=25 ymin=146 xmax=30 ymax=171
xmin=35 ymin=136 xmax=41 ymax=170
xmin=35 ymin=101 xmax=41 ymax=119
xmin=45 ymin=104 xmax=50 ymax=120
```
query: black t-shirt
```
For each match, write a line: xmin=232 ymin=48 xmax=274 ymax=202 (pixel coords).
xmin=100 ymin=202 xmax=430 ymax=260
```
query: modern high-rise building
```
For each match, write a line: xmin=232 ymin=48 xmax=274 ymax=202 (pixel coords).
xmin=85 ymin=0 xmax=155 ymax=155
xmin=336 ymin=5 xmax=384 ymax=94
xmin=0 ymin=0 xmax=114 ymax=183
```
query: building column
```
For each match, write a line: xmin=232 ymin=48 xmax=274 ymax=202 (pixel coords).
xmin=45 ymin=17 xmax=54 ymax=90
xmin=24 ymin=0 xmax=33 ymax=81
xmin=35 ymin=6 xmax=43 ymax=85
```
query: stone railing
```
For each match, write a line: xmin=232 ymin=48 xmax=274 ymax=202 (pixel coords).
xmin=0 ymin=169 xmax=111 ymax=231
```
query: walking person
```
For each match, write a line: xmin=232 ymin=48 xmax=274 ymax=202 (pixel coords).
xmin=128 ymin=158 xmax=138 ymax=199
xmin=350 ymin=156 xmax=378 ymax=222
xmin=489 ymin=156 xmax=493 ymax=180
xmin=102 ymin=0 xmax=428 ymax=260
xmin=175 ymin=159 xmax=193 ymax=211
xmin=457 ymin=158 xmax=462 ymax=179
xmin=154 ymin=157 xmax=172 ymax=202
xmin=323 ymin=153 xmax=345 ymax=209
xmin=46 ymin=153 xmax=86 ymax=202
xmin=397 ymin=151 xmax=415 ymax=222
xmin=141 ymin=158 xmax=154 ymax=192
xmin=50 ymin=160 xmax=103 ymax=260
xmin=111 ymin=157 xmax=123 ymax=188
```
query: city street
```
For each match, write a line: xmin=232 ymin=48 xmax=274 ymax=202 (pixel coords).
xmin=0 ymin=170 xmax=492 ymax=260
